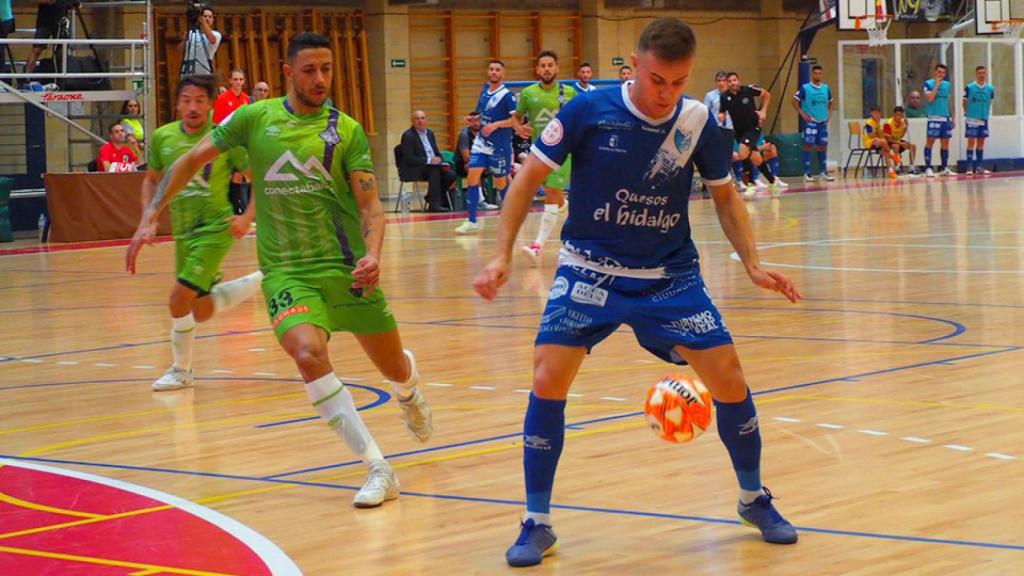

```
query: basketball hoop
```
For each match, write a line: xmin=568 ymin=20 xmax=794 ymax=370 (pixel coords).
xmin=855 ymin=15 xmax=892 ymax=47
xmin=994 ymin=20 xmax=1024 ymax=40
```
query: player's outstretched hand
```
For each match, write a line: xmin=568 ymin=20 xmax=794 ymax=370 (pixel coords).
xmin=515 ymin=123 xmax=532 ymax=139
xmin=125 ymin=214 xmax=157 ymax=274
xmin=474 ymin=256 xmax=510 ymax=301
xmin=481 ymin=123 xmax=497 ymax=138
xmin=749 ymin=268 xmax=802 ymax=303
xmin=226 ymin=214 xmax=253 ymax=239
xmin=352 ymin=254 xmax=380 ymax=295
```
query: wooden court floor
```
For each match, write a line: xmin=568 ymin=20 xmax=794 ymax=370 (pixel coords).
xmin=1 ymin=174 xmax=1022 ymax=574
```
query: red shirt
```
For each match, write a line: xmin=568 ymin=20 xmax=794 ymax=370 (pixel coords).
xmin=98 ymin=142 xmax=138 ymax=170
xmin=213 ymin=90 xmax=250 ymax=124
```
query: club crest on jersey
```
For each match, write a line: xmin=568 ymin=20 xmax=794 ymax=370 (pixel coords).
xmin=674 ymin=129 xmax=692 ymax=154
xmin=265 ymin=125 xmax=281 ymax=137
xmin=319 ymin=125 xmax=341 ymax=145
xmin=265 ymin=150 xmax=333 ymax=183
xmin=541 ymin=118 xmax=563 ymax=146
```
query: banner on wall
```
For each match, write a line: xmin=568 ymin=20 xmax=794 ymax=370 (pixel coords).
xmin=893 ymin=0 xmax=955 ymax=22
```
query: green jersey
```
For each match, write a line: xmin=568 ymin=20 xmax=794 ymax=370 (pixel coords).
xmin=211 ymin=98 xmax=375 ymax=274
xmin=516 ymin=82 xmax=577 ymax=142
xmin=148 ymin=120 xmax=248 ymax=239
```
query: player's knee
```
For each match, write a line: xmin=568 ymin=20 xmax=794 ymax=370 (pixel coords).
xmin=287 ymin=340 xmax=328 ymax=372
xmin=168 ymin=283 xmax=197 ymax=314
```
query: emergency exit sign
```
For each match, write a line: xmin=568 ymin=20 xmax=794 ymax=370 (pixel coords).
xmin=390 ymin=59 xmax=407 ymax=68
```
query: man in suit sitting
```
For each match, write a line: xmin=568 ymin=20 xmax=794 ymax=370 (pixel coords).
xmin=399 ymin=110 xmax=455 ymax=211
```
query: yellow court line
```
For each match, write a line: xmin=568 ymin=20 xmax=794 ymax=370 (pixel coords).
xmin=782 ymin=393 xmax=1024 ymax=413
xmin=0 ymin=545 xmax=237 ymax=576
xmin=0 ymin=504 xmax=173 ymax=541
xmin=0 ymin=491 xmax=103 ymax=520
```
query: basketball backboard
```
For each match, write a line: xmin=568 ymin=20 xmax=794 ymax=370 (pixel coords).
xmin=976 ymin=0 xmax=1024 ymax=34
xmin=838 ymin=0 xmax=890 ymax=30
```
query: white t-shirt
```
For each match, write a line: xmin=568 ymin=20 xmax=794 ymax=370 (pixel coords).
xmin=182 ymin=29 xmax=221 ymax=76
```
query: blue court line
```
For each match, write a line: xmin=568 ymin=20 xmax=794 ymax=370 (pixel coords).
xmin=254 ymin=383 xmax=391 ymax=428
xmin=0 ymin=328 xmax=271 ymax=363
xmin=2 ymin=453 xmax=1020 ymax=552
xmin=0 ymin=303 xmax=167 ymax=315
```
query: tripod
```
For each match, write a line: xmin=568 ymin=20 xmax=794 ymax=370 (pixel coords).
xmin=180 ymin=18 xmax=212 ymax=77
xmin=52 ymin=0 xmax=108 ymax=89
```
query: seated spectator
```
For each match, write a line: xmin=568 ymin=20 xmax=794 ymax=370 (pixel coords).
xmin=905 ymin=90 xmax=928 ymax=118
xmin=213 ymin=69 xmax=249 ymax=124
xmin=98 ymin=123 xmax=138 ymax=172
xmin=398 ymin=110 xmax=455 ymax=212
xmin=120 ymin=99 xmax=144 ymax=150
xmin=252 ymin=81 xmax=270 ymax=102
xmin=619 ymin=65 xmax=633 ymax=83
xmin=455 ymin=111 xmax=497 ymax=209
xmin=883 ymin=105 xmax=918 ymax=175
xmin=862 ymin=106 xmax=898 ymax=179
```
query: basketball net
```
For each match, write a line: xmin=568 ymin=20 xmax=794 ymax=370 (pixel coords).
xmin=996 ymin=21 xmax=1024 ymax=39
xmin=857 ymin=0 xmax=891 ymax=47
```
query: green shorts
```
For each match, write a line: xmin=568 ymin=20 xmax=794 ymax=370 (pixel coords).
xmin=174 ymin=230 xmax=233 ymax=294
xmin=544 ymin=156 xmax=571 ymax=191
xmin=262 ymin=268 xmax=398 ymax=341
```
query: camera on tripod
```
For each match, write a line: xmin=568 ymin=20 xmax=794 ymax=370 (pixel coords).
xmin=185 ymin=0 xmax=210 ymax=28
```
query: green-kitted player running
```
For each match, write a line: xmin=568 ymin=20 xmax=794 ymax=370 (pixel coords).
xmin=127 ymin=33 xmax=433 ymax=508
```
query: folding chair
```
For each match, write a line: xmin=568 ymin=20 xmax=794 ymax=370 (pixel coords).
xmin=393 ymin=145 xmax=425 ymax=212
xmin=843 ymin=121 xmax=884 ymax=177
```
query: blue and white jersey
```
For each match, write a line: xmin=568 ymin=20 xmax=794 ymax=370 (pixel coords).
xmin=794 ymin=82 xmax=832 ymax=123
xmin=471 ymin=83 xmax=516 ymax=154
xmin=964 ymin=82 xmax=994 ymax=120
xmin=574 ymin=81 xmax=597 ymax=93
xmin=531 ymin=82 xmax=731 ymax=277
xmin=924 ymin=79 xmax=952 ymax=118
xmin=703 ymin=88 xmax=732 ymax=130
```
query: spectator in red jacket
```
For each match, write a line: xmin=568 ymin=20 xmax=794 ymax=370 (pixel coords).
xmin=212 ymin=69 xmax=249 ymax=124
xmin=98 ymin=123 xmax=138 ymax=172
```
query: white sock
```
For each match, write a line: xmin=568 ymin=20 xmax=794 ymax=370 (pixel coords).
xmin=390 ymin=349 xmax=419 ymax=402
xmin=525 ymin=511 xmax=552 ymax=527
xmin=171 ymin=313 xmax=196 ymax=371
xmin=533 ymin=203 xmax=560 ymax=247
xmin=304 ymin=373 xmax=384 ymax=464
xmin=211 ymin=271 xmax=264 ymax=314
xmin=740 ymin=487 xmax=766 ymax=505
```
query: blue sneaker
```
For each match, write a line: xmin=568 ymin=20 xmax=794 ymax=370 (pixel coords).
xmin=737 ymin=487 xmax=798 ymax=544
xmin=505 ymin=518 xmax=558 ymax=567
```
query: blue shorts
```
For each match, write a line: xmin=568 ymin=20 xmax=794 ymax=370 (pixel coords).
xmin=535 ymin=266 xmax=734 ymax=364
xmin=469 ymin=148 xmax=511 ymax=177
xmin=927 ymin=118 xmax=952 ymax=139
xmin=803 ymin=121 xmax=828 ymax=146
xmin=965 ymin=119 xmax=989 ymax=139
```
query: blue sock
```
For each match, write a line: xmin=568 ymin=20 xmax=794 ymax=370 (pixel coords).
xmin=976 ymin=148 xmax=984 ymax=170
xmin=801 ymin=151 xmax=811 ymax=176
xmin=965 ymin=149 xmax=974 ymax=171
xmin=523 ymin=393 xmax=566 ymax=515
xmin=817 ymin=150 xmax=827 ymax=175
xmin=714 ymin=390 xmax=762 ymax=492
xmin=466 ymin=185 xmax=480 ymax=223
xmin=940 ymin=149 xmax=949 ymax=170
xmin=924 ymin=148 xmax=932 ymax=168
xmin=768 ymin=156 xmax=779 ymax=176
xmin=733 ymin=160 xmax=744 ymax=183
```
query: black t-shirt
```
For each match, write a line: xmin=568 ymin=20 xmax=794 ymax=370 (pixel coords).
xmin=720 ymin=85 xmax=763 ymax=131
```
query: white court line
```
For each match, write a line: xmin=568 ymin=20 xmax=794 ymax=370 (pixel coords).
xmin=816 ymin=423 xmax=844 ymax=430
xmin=20 ymin=358 xmax=42 ymax=363
xmin=943 ymin=444 xmax=974 ymax=452
xmin=94 ymin=362 xmax=115 ymax=367
xmin=426 ymin=382 xmax=453 ymax=387
xmin=132 ymin=365 xmax=155 ymax=369
xmin=253 ymin=371 xmax=277 ymax=376
xmin=338 ymin=376 xmax=365 ymax=381
xmin=248 ymin=348 xmax=266 ymax=352
xmin=858 ymin=429 xmax=889 ymax=436
xmin=211 ymin=369 xmax=235 ymax=374
xmin=55 ymin=360 xmax=79 ymax=365
xmin=567 ymin=393 xmax=584 ymax=398
xmin=600 ymin=396 xmax=627 ymax=402
xmin=469 ymin=385 xmax=496 ymax=391
xmin=986 ymin=452 xmax=1016 ymax=461
xmin=636 ymin=360 xmax=656 ymax=364
xmin=901 ymin=436 xmax=931 ymax=444
xmin=513 ymin=389 xmax=531 ymax=394
xmin=773 ymin=417 xmax=801 ymax=423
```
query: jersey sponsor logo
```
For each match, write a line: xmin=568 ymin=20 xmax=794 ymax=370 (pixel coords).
xmin=662 ymin=310 xmax=719 ymax=337
xmin=265 ymin=125 xmax=281 ymax=137
xmin=41 ymin=92 xmax=84 ymax=102
xmin=738 ymin=416 xmax=759 ymax=436
xmin=569 ymin=281 xmax=608 ymax=307
xmin=549 ymin=275 xmax=569 ymax=299
xmin=596 ymin=119 xmax=633 ymax=131
xmin=539 ymin=305 xmax=594 ymax=336
xmin=674 ymin=129 xmax=693 ymax=154
xmin=523 ymin=435 xmax=552 ymax=450
xmin=592 ymin=189 xmax=681 ymax=234
xmin=319 ymin=125 xmax=341 ymax=145
xmin=541 ymin=118 xmax=563 ymax=146
xmin=598 ymin=133 xmax=626 ymax=154
xmin=265 ymin=150 xmax=333 ymax=183
xmin=272 ymin=305 xmax=311 ymax=329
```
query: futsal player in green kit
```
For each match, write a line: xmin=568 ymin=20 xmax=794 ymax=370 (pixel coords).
xmin=513 ymin=50 xmax=575 ymax=266
xmin=127 ymin=74 xmax=263 ymax=392
xmin=127 ymin=33 xmax=433 ymax=508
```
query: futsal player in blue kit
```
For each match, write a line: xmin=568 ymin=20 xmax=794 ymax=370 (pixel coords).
xmin=792 ymin=64 xmax=834 ymax=182
xmin=456 ymin=59 xmax=517 ymax=234
xmin=473 ymin=18 xmax=803 ymax=567
xmin=963 ymin=65 xmax=994 ymax=176
xmin=923 ymin=63 xmax=956 ymax=176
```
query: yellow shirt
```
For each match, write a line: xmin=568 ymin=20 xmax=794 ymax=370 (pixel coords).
xmin=884 ymin=117 xmax=906 ymax=140
xmin=862 ymin=118 xmax=882 ymax=147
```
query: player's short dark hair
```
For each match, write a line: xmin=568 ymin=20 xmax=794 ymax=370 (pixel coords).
xmin=636 ymin=17 xmax=696 ymax=62
xmin=108 ymin=122 xmax=122 ymax=134
xmin=811 ymin=64 xmax=823 ymax=72
xmin=619 ymin=65 xmax=632 ymax=72
xmin=287 ymin=32 xmax=331 ymax=62
xmin=976 ymin=65 xmax=986 ymax=71
xmin=467 ymin=110 xmax=480 ymax=117
xmin=488 ymin=59 xmax=505 ymax=68
xmin=894 ymin=105 xmax=904 ymax=113
xmin=714 ymin=70 xmax=728 ymax=80
xmin=229 ymin=68 xmax=245 ymax=78
xmin=726 ymin=71 xmax=738 ymax=79
xmin=935 ymin=63 xmax=947 ymax=71
xmin=870 ymin=105 xmax=881 ymax=112
xmin=536 ymin=50 xmax=558 ymax=64
xmin=176 ymin=74 xmax=216 ymax=100
xmin=578 ymin=61 xmax=592 ymax=70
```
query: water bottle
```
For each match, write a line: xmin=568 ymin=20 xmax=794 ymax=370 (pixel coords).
xmin=38 ymin=213 xmax=47 ymax=241
xmin=401 ymin=191 xmax=411 ymax=215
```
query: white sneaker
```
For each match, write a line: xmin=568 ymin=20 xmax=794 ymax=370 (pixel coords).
xmin=979 ymin=168 xmax=992 ymax=175
xmin=521 ymin=243 xmax=542 ymax=266
xmin=770 ymin=182 xmax=781 ymax=198
xmin=480 ymin=202 xmax=500 ymax=210
xmin=742 ymin=185 xmax=757 ymax=200
xmin=803 ymin=174 xmax=815 ymax=182
xmin=394 ymin=350 xmax=433 ymax=442
xmin=965 ymin=169 xmax=974 ymax=176
xmin=924 ymin=168 xmax=936 ymax=178
xmin=820 ymin=173 xmax=835 ymax=182
xmin=353 ymin=461 xmax=400 ymax=508
xmin=775 ymin=178 xmax=789 ymax=188
xmin=754 ymin=178 xmax=768 ymax=190
xmin=940 ymin=168 xmax=956 ymax=176
xmin=454 ymin=220 xmax=480 ymax=234
xmin=152 ymin=366 xmax=193 ymax=391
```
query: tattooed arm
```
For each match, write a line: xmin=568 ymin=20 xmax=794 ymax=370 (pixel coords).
xmin=350 ymin=170 xmax=385 ymax=293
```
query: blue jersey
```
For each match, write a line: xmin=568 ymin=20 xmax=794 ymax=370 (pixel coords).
xmin=924 ymin=79 xmax=952 ymax=118
xmin=532 ymin=83 xmax=731 ymax=275
xmin=472 ymin=83 xmax=516 ymax=153
xmin=964 ymin=82 xmax=994 ymax=120
xmin=794 ymin=82 xmax=832 ymax=123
